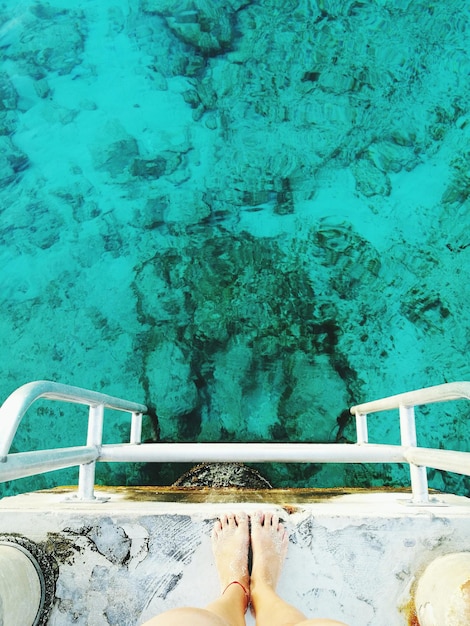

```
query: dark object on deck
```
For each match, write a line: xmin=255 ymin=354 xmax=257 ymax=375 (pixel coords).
xmin=173 ymin=462 xmax=273 ymax=489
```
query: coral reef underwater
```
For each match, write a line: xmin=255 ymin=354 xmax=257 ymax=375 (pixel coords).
xmin=1 ymin=0 xmax=470 ymax=494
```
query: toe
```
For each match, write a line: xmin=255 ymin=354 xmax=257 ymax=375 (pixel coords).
xmin=227 ymin=513 xmax=237 ymax=528
xmin=213 ymin=516 xmax=225 ymax=537
xmin=264 ymin=512 xmax=274 ymax=527
xmin=236 ymin=512 xmax=248 ymax=527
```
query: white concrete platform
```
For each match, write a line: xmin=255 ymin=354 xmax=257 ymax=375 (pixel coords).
xmin=1 ymin=487 xmax=470 ymax=626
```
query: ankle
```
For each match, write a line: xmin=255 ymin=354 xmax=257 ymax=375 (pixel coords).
xmin=222 ymin=581 xmax=250 ymax=613
xmin=250 ymin=577 xmax=277 ymax=600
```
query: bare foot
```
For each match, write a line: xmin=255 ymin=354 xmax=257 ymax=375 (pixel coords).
xmin=250 ymin=511 xmax=288 ymax=591
xmin=212 ymin=512 xmax=250 ymax=597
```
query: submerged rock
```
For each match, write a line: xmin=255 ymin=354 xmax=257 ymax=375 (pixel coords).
xmin=132 ymin=223 xmax=379 ymax=444
xmin=0 ymin=73 xmax=18 ymax=135
xmin=142 ymin=0 xmax=241 ymax=55
xmin=2 ymin=5 xmax=86 ymax=76
xmin=0 ymin=137 xmax=29 ymax=186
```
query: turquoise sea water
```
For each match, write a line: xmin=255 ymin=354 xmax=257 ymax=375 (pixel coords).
xmin=1 ymin=0 xmax=470 ymax=497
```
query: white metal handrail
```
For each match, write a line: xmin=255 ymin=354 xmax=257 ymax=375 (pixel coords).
xmin=1 ymin=380 xmax=470 ymax=503
xmin=0 ymin=447 xmax=99 ymax=482
xmin=99 ymin=442 xmax=407 ymax=464
xmin=350 ymin=381 xmax=470 ymax=414
xmin=0 ymin=381 xmax=147 ymax=500
xmin=0 ymin=380 xmax=147 ymax=459
xmin=350 ymin=381 xmax=470 ymax=504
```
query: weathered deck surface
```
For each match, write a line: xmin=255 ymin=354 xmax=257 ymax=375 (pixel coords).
xmin=1 ymin=487 xmax=470 ymax=626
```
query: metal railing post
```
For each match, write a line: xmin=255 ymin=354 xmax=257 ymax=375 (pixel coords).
xmin=130 ymin=412 xmax=143 ymax=445
xmin=78 ymin=404 xmax=104 ymax=500
xmin=399 ymin=405 xmax=429 ymax=503
xmin=355 ymin=412 xmax=369 ymax=444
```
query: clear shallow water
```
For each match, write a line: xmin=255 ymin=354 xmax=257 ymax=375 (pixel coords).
xmin=1 ymin=0 xmax=470 ymax=497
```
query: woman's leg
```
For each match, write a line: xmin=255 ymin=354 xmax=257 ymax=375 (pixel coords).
xmin=204 ymin=512 xmax=250 ymax=626
xmin=250 ymin=512 xmax=348 ymax=626
xmin=142 ymin=512 xmax=249 ymax=626
xmin=141 ymin=607 xmax=231 ymax=626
